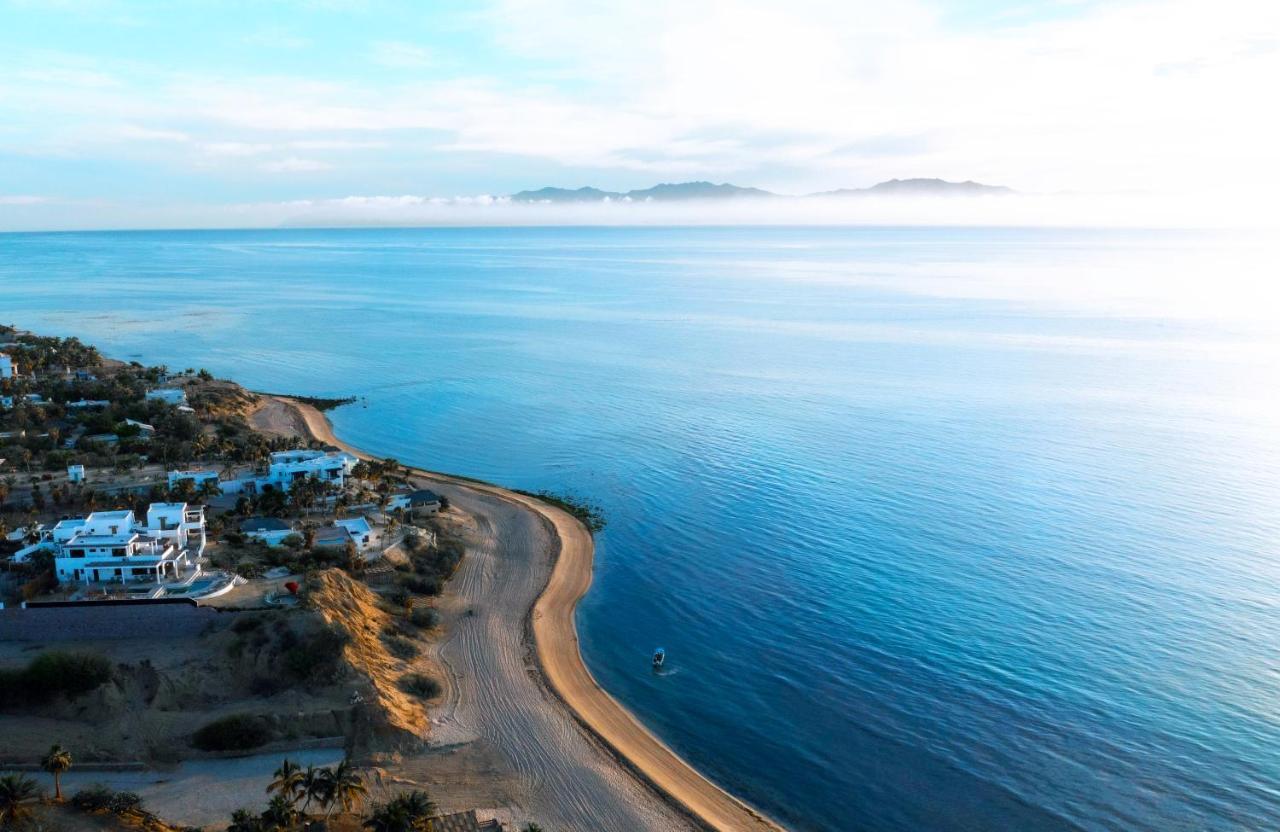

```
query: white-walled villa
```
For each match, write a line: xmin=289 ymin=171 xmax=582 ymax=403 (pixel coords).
xmin=0 ymin=353 xmax=17 ymax=379
xmin=216 ymin=449 xmax=359 ymax=495
xmin=16 ymin=503 xmax=208 ymax=585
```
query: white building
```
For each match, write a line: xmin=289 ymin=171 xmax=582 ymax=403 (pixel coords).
xmin=310 ymin=517 xmax=376 ymax=552
xmin=239 ymin=517 xmax=297 ymax=547
xmin=16 ymin=504 xmax=208 ymax=584
xmin=0 ymin=353 xmax=17 ymax=379
xmin=146 ymin=502 xmax=208 ymax=553
xmin=388 ymin=489 xmax=442 ymax=514
xmin=221 ymin=450 xmax=359 ymax=495
xmin=67 ymin=464 xmax=85 ymax=483
xmin=66 ymin=399 xmax=110 ymax=410
xmin=145 ymin=388 xmax=188 ymax=406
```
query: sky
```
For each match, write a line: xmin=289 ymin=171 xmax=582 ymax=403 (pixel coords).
xmin=0 ymin=0 xmax=1277 ymax=229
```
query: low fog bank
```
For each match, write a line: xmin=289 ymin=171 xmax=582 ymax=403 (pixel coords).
xmin=1 ymin=190 xmax=1275 ymax=232
xmin=299 ymin=192 xmax=1277 ymax=230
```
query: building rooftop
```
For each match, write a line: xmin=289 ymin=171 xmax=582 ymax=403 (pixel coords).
xmin=312 ymin=526 xmax=351 ymax=544
xmin=66 ymin=533 xmax=138 ymax=546
xmin=337 ymin=516 xmax=372 ymax=534
xmin=88 ymin=504 xmax=133 ymax=517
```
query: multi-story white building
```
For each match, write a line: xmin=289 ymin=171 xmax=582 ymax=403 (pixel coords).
xmin=220 ymin=449 xmax=359 ymax=494
xmin=0 ymin=353 xmax=17 ymax=379
xmin=15 ymin=504 xmax=207 ymax=585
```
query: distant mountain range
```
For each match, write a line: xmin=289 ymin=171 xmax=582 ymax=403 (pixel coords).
xmin=511 ymin=178 xmax=1013 ymax=203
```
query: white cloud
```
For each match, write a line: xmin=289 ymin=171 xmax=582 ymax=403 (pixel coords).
xmin=288 ymin=138 xmax=388 ymax=150
xmin=0 ymin=0 xmax=1276 ymax=209
xmin=260 ymin=156 xmax=332 ymax=172
xmin=0 ymin=195 xmax=50 ymax=205
xmin=203 ymin=141 xmax=272 ymax=156
xmin=370 ymin=40 xmax=434 ymax=69
xmin=114 ymin=124 xmax=190 ymax=142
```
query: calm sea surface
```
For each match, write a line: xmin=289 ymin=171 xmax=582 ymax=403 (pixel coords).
xmin=2 ymin=227 xmax=1278 ymax=831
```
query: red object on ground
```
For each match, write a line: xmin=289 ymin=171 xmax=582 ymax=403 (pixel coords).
xmin=284 ymin=581 xmax=300 ymax=595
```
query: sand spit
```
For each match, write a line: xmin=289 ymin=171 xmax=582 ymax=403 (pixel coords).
xmin=250 ymin=396 xmax=785 ymax=832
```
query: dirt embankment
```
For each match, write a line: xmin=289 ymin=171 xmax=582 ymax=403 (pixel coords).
xmin=305 ymin=569 xmax=430 ymax=752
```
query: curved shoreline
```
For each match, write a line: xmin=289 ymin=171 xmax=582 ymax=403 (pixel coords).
xmin=261 ymin=396 xmax=785 ymax=832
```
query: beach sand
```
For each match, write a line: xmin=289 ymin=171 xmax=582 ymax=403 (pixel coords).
xmin=250 ymin=397 xmax=785 ymax=832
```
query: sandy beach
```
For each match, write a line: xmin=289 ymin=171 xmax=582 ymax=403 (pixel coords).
xmin=250 ymin=397 xmax=784 ymax=832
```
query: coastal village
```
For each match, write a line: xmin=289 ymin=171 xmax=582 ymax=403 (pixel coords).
xmin=0 ymin=326 xmax=512 ymax=832
xmin=0 ymin=325 xmax=766 ymax=832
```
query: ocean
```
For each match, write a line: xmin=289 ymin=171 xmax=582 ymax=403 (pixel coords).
xmin=2 ymin=226 xmax=1277 ymax=831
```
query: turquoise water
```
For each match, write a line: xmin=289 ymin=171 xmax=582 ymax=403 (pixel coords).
xmin=2 ymin=227 xmax=1278 ymax=831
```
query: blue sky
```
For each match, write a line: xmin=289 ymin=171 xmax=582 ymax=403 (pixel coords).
xmin=0 ymin=0 xmax=1276 ymax=228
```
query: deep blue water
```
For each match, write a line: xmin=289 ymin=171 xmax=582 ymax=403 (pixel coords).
xmin=2 ymin=226 xmax=1278 ymax=831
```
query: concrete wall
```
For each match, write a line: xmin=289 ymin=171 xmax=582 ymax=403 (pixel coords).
xmin=0 ymin=600 xmax=223 ymax=641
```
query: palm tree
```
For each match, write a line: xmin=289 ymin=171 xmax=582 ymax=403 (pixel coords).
xmin=0 ymin=773 xmax=41 ymax=829
xmin=361 ymin=802 xmax=405 ymax=832
xmin=267 ymin=759 xmax=304 ymax=807
xmin=299 ymin=765 xmax=330 ymax=815
xmin=228 ymin=808 xmax=263 ymax=832
xmin=324 ymin=760 xmax=367 ymax=818
xmin=393 ymin=791 xmax=435 ymax=823
xmin=40 ymin=744 xmax=72 ymax=801
xmin=361 ymin=791 xmax=436 ymax=832
xmin=260 ymin=795 xmax=297 ymax=832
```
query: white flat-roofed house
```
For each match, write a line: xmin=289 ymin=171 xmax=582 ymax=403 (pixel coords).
xmin=146 ymin=502 xmax=207 ymax=554
xmin=312 ymin=516 xmax=376 ymax=553
xmin=266 ymin=450 xmax=358 ymax=490
xmin=44 ymin=504 xmax=208 ymax=584
xmin=218 ymin=450 xmax=358 ymax=495
xmin=67 ymin=464 xmax=86 ymax=483
xmin=388 ymin=489 xmax=442 ymax=515
xmin=145 ymin=388 xmax=187 ymax=406
xmin=56 ymin=530 xmax=184 ymax=584
xmin=0 ymin=353 xmax=17 ymax=379
xmin=66 ymin=399 xmax=110 ymax=410
xmin=336 ymin=516 xmax=375 ymax=550
xmin=239 ymin=517 xmax=297 ymax=547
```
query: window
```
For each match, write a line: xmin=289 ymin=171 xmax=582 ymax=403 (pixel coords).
xmin=112 ymin=547 xmax=127 ymax=557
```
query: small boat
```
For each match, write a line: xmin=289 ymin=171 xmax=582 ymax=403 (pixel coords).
xmin=652 ymin=647 xmax=666 ymax=669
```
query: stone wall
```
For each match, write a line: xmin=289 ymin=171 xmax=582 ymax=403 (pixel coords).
xmin=0 ymin=600 xmax=223 ymax=641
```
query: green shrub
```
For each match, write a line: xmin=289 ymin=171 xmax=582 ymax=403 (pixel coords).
xmin=191 ymin=714 xmax=271 ymax=751
xmin=408 ymin=606 xmax=439 ymax=630
xmin=0 ymin=651 xmax=113 ymax=705
xmin=397 ymin=574 xmax=440 ymax=596
xmin=71 ymin=784 xmax=116 ymax=812
xmin=381 ymin=634 xmax=419 ymax=661
xmin=71 ymin=785 xmax=144 ymax=814
xmin=398 ymin=673 xmax=441 ymax=699
xmin=108 ymin=792 xmax=142 ymax=813
xmin=281 ymin=624 xmax=350 ymax=681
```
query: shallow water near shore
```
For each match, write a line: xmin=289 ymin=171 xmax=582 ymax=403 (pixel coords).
xmin=3 ymin=226 xmax=1279 ymax=831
